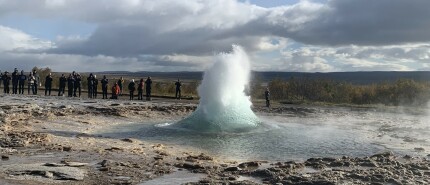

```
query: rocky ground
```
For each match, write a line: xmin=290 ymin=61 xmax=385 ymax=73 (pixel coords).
xmin=1 ymin=95 xmax=430 ymax=185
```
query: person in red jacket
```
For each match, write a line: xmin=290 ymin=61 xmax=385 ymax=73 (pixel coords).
xmin=111 ymin=82 xmax=120 ymax=99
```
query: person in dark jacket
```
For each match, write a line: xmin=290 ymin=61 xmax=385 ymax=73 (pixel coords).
xmin=93 ymin=75 xmax=98 ymax=98
xmin=2 ymin=71 xmax=11 ymax=94
xmin=101 ymin=75 xmax=109 ymax=99
xmin=87 ymin=73 xmax=94 ymax=98
xmin=33 ymin=70 xmax=40 ymax=95
xmin=74 ymin=73 xmax=82 ymax=97
xmin=45 ymin=73 xmax=53 ymax=96
xmin=11 ymin=68 xmax=19 ymax=94
xmin=137 ymin=78 xmax=144 ymax=100
xmin=67 ymin=74 xmax=75 ymax=97
xmin=118 ymin=77 xmax=124 ymax=96
xmin=265 ymin=88 xmax=270 ymax=108
xmin=145 ymin=77 xmax=152 ymax=101
xmin=18 ymin=70 xmax=26 ymax=94
xmin=175 ymin=78 xmax=182 ymax=100
xmin=0 ymin=70 xmax=2 ymax=89
xmin=58 ymin=74 xmax=66 ymax=96
xmin=128 ymin=79 xmax=136 ymax=100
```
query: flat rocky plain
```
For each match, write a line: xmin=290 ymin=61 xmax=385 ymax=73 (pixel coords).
xmin=0 ymin=95 xmax=429 ymax=185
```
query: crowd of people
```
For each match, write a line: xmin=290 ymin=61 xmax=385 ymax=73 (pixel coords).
xmin=1 ymin=69 xmax=184 ymax=101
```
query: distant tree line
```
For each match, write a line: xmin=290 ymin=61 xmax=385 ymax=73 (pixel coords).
xmin=251 ymin=77 xmax=430 ymax=106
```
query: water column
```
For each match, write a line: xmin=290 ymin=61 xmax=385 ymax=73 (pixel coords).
xmin=175 ymin=45 xmax=259 ymax=132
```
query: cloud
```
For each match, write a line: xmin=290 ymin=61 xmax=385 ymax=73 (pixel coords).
xmin=0 ymin=25 xmax=53 ymax=51
xmin=0 ymin=0 xmax=430 ymax=72
xmin=284 ymin=0 xmax=430 ymax=45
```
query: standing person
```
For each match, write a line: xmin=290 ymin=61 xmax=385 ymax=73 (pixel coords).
xmin=145 ymin=77 xmax=152 ymax=101
xmin=11 ymin=68 xmax=19 ymax=94
xmin=118 ymin=77 xmax=124 ymax=96
xmin=87 ymin=74 xmax=94 ymax=98
xmin=28 ymin=72 xmax=35 ymax=95
xmin=111 ymin=82 xmax=120 ymax=99
xmin=0 ymin=70 xmax=2 ymax=89
xmin=137 ymin=78 xmax=144 ymax=100
xmin=18 ymin=70 xmax=26 ymax=94
xmin=45 ymin=73 xmax=53 ymax=96
xmin=265 ymin=88 xmax=270 ymax=108
xmin=128 ymin=79 xmax=136 ymax=100
xmin=33 ymin=70 xmax=40 ymax=95
xmin=67 ymin=74 xmax=75 ymax=97
xmin=93 ymin=75 xmax=98 ymax=98
xmin=74 ymin=73 xmax=82 ymax=97
xmin=2 ymin=71 xmax=11 ymax=94
xmin=101 ymin=75 xmax=109 ymax=99
xmin=58 ymin=74 xmax=66 ymax=96
xmin=175 ymin=78 xmax=182 ymax=100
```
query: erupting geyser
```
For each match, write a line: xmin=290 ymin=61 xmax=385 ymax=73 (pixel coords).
xmin=174 ymin=45 xmax=259 ymax=132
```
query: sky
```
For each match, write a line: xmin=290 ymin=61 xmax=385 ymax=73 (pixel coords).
xmin=0 ymin=0 xmax=430 ymax=72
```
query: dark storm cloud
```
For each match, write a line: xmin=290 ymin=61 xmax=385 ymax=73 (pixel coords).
xmin=47 ymin=0 xmax=430 ymax=58
xmin=286 ymin=0 xmax=430 ymax=45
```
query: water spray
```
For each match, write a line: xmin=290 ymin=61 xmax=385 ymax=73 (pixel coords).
xmin=174 ymin=45 xmax=259 ymax=132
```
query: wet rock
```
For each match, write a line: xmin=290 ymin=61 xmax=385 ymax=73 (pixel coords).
xmin=183 ymin=153 xmax=213 ymax=162
xmin=414 ymin=147 xmax=425 ymax=152
xmin=121 ymin=138 xmax=135 ymax=143
xmin=371 ymin=151 xmax=394 ymax=159
xmin=238 ymin=161 xmax=261 ymax=169
xmin=403 ymin=155 xmax=412 ymax=159
xmin=99 ymin=167 xmax=110 ymax=171
xmin=0 ymin=163 xmax=85 ymax=181
xmin=154 ymin=156 xmax=164 ymax=160
xmin=178 ymin=162 xmax=205 ymax=170
xmin=105 ymin=147 xmax=123 ymax=151
xmin=225 ymin=166 xmax=241 ymax=172
xmin=359 ymin=160 xmax=379 ymax=167
xmin=387 ymin=178 xmax=402 ymax=185
xmin=1 ymin=155 xmax=9 ymax=160
xmin=328 ymin=161 xmax=344 ymax=167
xmin=44 ymin=163 xmax=66 ymax=167
xmin=321 ymin=157 xmax=337 ymax=162
xmin=63 ymin=161 xmax=88 ymax=167
xmin=100 ymin=159 xmax=111 ymax=167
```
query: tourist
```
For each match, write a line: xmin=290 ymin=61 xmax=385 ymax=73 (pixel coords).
xmin=2 ymin=71 xmax=11 ymax=94
xmin=101 ymin=75 xmax=109 ymax=99
xmin=145 ymin=77 xmax=152 ymax=101
xmin=0 ymin=70 xmax=2 ymax=89
xmin=87 ymin=73 xmax=94 ymax=98
xmin=175 ymin=78 xmax=182 ymax=100
xmin=128 ymin=79 xmax=136 ymax=100
xmin=111 ymin=82 xmax=120 ymax=99
xmin=265 ymin=88 xmax=270 ymax=108
xmin=33 ymin=70 xmax=40 ymax=95
xmin=28 ymin=72 xmax=35 ymax=95
xmin=18 ymin=70 xmax=26 ymax=94
xmin=67 ymin=74 xmax=75 ymax=97
xmin=45 ymin=73 xmax=53 ymax=96
xmin=93 ymin=75 xmax=98 ymax=98
xmin=58 ymin=74 xmax=67 ymax=96
xmin=118 ymin=77 xmax=124 ymax=96
xmin=137 ymin=78 xmax=144 ymax=100
xmin=74 ymin=73 xmax=82 ymax=97
xmin=11 ymin=68 xmax=19 ymax=94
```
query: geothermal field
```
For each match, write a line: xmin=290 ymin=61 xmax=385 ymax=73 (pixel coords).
xmin=1 ymin=47 xmax=430 ymax=185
